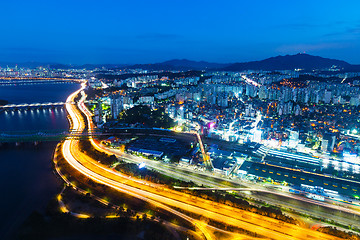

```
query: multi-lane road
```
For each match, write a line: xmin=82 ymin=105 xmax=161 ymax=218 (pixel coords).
xmin=61 ymin=84 xmax=345 ymax=240
xmin=91 ymin=129 xmax=360 ymax=229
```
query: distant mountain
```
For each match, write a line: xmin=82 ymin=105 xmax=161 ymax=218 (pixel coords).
xmin=160 ymin=59 xmax=229 ymax=69
xmin=127 ymin=59 xmax=230 ymax=71
xmin=222 ymin=53 xmax=358 ymax=71
xmin=1 ymin=54 xmax=360 ymax=72
xmin=126 ymin=55 xmax=360 ymax=72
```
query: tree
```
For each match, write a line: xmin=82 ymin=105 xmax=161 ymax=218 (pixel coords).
xmin=118 ymin=105 xmax=175 ymax=128
xmin=0 ymin=100 xmax=8 ymax=106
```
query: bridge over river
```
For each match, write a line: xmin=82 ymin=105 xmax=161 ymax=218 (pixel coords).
xmin=0 ymin=102 xmax=69 ymax=109
xmin=0 ymin=129 xmax=109 ymax=143
xmin=0 ymin=78 xmax=83 ymax=86
xmin=0 ymin=102 xmax=72 ymax=111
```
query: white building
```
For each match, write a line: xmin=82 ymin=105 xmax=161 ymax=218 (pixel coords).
xmin=110 ymin=94 xmax=123 ymax=119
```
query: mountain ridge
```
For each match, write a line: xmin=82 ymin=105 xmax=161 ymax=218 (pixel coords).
xmin=127 ymin=54 xmax=360 ymax=71
xmin=1 ymin=54 xmax=359 ymax=71
xmin=222 ymin=53 xmax=354 ymax=71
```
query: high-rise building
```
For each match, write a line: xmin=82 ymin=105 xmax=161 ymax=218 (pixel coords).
xmin=321 ymin=139 xmax=329 ymax=152
xmin=350 ymin=96 xmax=360 ymax=106
xmin=177 ymin=106 xmax=185 ymax=120
xmin=110 ymin=93 xmax=123 ymax=119
xmin=322 ymin=133 xmax=336 ymax=152
xmin=324 ymin=90 xmax=332 ymax=104
xmin=289 ymin=130 xmax=299 ymax=148
xmin=94 ymin=99 xmax=103 ymax=124
xmin=217 ymin=92 xmax=228 ymax=107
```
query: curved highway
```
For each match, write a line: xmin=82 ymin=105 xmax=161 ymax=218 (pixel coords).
xmin=61 ymin=84 xmax=343 ymax=240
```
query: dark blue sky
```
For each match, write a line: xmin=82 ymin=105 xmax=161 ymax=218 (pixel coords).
xmin=1 ymin=0 xmax=360 ymax=64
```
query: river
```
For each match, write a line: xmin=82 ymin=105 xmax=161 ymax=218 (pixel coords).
xmin=0 ymin=82 xmax=80 ymax=240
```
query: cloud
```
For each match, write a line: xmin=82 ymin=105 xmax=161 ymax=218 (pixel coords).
xmin=278 ymin=23 xmax=320 ymax=30
xmin=277 ymin=21 xmax=360 ymax=39
xmin=276 ymin=42 xmax=350 ymax=53
xmin=136 ymin=33 xmax=181 ymax=40
xmin=323 ymin=23 xmax=360 ymax=38
xmin=277 ymin=21 xmax=348 ymax=31
xmin=0 ymin=47 xmax=56 ymax=53
xmin=344 ymin=25 xmax=360 ymax=35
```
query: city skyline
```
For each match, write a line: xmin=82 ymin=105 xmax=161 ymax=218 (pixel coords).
xmin=1 ymin=0 xmax=360 ymax=64
xmin=2 ymin=1 xmax=360 ymax=239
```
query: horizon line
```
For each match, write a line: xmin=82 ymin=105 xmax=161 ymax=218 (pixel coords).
xmin=0 ymin=53 xmax=359 ymax=66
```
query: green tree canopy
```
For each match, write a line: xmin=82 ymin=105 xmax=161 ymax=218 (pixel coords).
xmin=119 ymin=105 xmax=175 ymax=128
xmin=0 ymin=100 xmax=9 ymax=106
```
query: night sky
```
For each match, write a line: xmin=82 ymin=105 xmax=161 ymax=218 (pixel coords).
xmin=1 ymin=0 xmax=359 ymax=64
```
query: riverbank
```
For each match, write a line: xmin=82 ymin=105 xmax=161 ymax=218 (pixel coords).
xmin=0 ymin=99 xmax=8 ymax=106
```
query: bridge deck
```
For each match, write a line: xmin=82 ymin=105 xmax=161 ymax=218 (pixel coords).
xmin=0 ymin=130 xmax=108 ymax=142
xmin=0 ymin=102 xmax=73 ymax=109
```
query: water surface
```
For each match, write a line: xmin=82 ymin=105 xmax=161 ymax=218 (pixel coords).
xmin=0 ymin=82 xmax=80 ymax=239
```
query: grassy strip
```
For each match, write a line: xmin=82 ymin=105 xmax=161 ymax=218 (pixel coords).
xmin=15 ymin=209 xmax=177 ymax=240
xmin=54 ymin=142 xmax=195 ymax=231
xmin=317 ymin=226 xmax=360 ymax=240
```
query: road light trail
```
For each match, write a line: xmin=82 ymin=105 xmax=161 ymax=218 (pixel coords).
xmin=63 ymin=84 xmax=217 ymax=240
xmin=85 ymin=126 xmax=360 ymax=233
xmin=65 ymin=139 xmax=301 ymax=240
xmin=61 ymin=85 xmax=343 ymax=240
xmin=98 ymin=140 xmax=360 ymax=221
